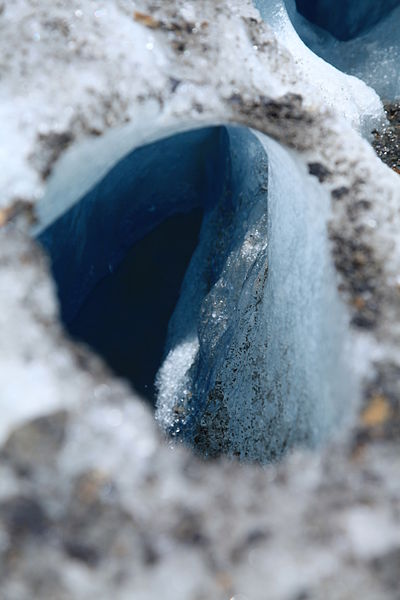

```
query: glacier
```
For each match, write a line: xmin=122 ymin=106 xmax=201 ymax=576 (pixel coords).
xmin=253 ymin=0 xmax=383 ymax=131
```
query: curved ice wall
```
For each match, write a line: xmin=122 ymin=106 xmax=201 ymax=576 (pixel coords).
xmin=36 ymin=126 xmax=354 ymax=463
xmin=37 ymin=128 xmax=224 ymax=324
xmin=36 ymin=128 xmax=224 ymax=400
xmin=157 ymin=128 xmax=352 ymax=461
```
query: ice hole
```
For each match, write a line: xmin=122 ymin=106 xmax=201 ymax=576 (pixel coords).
xmin=36 ymin=127 xmax=224 ymax=404
xmin=255 ymin=0 xmax=400 ymax=102
xmin=66 ymin=209 xmax=203 ymax=403
xmin=35 ymin=125 xmax=354 ymax=463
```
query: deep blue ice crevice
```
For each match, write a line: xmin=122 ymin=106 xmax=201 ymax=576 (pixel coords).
xmin=37 ymin=128 xmax=224 ymax=324
xmin=295 ymin=0 xmax=400 ymax=42
xmin=36 ymin=128 xmax=226 ymax=400
xmin=156 ymin=128 xmax=354 ymax=462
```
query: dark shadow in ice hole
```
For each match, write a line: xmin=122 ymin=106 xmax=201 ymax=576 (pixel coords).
xmin=68 ymin=209 xmax=203 ymax=402
xmin=36 ymin=127 xmax=227 ymax=405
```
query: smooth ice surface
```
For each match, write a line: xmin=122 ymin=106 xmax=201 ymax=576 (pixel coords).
xmin=37 ymin=128 xmax=227 ymax=403
xmin=295 ymin=0 xmax=400 ymax=41
xmin=156 ymin=128 xmax=354 ymax=462
xmin=38 ymin=128 xmax=224 ymax=324
xmin=279 ymin=0 xmax=400 ymax=100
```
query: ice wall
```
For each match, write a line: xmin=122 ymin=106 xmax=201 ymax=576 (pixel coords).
xmin=67 ymin=209 xmax=203 ymax=402
xmin=38 ymin=127 xmax=225 ymax=324
xmin=156 ymin=128 xmax=353 ymax=462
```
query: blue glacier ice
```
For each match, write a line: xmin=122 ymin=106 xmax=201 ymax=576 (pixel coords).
xmin=37 ymin=128 xmax=223 ymax=400
xmin=295 ymin=0 xmax=400 ymax=41
xmin=36 ymin=126 xmax=354 ymax=463
xmin=37 ymin=128 xmax=224 ymax=324
xmin=156 ymin=127 xmax=353 ymax=461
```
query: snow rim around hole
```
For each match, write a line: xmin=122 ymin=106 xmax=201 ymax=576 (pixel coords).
xmin=33 ymin=123 xmax=358 ymax=464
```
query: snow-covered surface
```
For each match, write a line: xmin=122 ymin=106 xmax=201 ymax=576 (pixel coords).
xmin=1 ymin=0 xmax=400 ymax=598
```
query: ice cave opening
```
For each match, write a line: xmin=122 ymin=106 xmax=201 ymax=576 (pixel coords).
xmin=35 ymin=125 xmax=354 ymax=463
